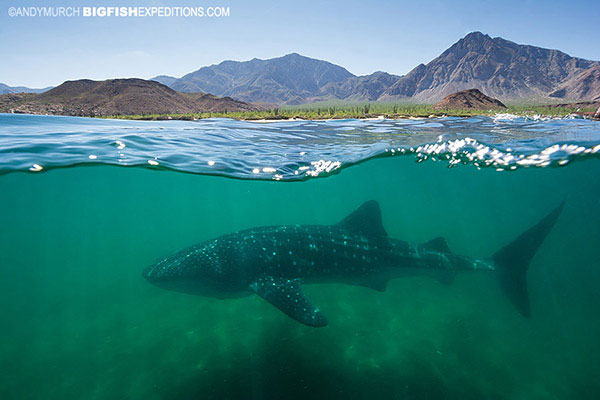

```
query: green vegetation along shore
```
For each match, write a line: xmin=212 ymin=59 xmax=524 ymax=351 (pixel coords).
xmin=106 ymin=102 xmax=599 ymax=121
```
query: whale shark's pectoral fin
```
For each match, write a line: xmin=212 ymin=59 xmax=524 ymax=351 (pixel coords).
xmin=249 ymin=276 xmax=328 ymax=327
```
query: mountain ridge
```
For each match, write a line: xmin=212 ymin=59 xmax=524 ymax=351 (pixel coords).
xmin=0 ymin=83 xmax=53 ymax=95
xmin=5 ymin=32 xmax=598 ymax=108
xmin=160 ymin=53 xmax=355 ymax=105
xmin=153 ymin=32 xmax=600 ymax=104
xmin=379 ymin=32 xmax=599 ymax=102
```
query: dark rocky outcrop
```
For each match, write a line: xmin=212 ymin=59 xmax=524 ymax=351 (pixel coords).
xmin=433 ymin=88 xmax=507 ymax=109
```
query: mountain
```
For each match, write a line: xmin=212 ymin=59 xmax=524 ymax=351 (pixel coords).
xmin=433 ymin=88 xmax=506 ymax=109
xmin=150 ymin=75 xmax=178 ymax=87
xmin=548 ymin=64 xmax=600 ymax=101
xmin=160 ymin=53 xmax=355 ymax=105
xmin=179 ymin=92 xmax=257 ymax=112
xmin=379 ymin=32 xmax=599 ymax=102
xmin=318 ymin=71 xmax=402 ymax=101
xmin=154 ymin=33 xmax=599 ymax=105
xmin=6 ymin=32 xmax=597 ymax=109
xmin=0 ymin=78 xmax=256 ymax=116
xmin=0 ymin=83 xmax=53 ymax=94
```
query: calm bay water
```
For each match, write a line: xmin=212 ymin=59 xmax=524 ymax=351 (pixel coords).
xmin=0 ymin=114 xmax=599 ymax=399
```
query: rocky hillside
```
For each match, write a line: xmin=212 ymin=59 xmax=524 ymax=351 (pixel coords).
xmin=379 ymin=32 xmax=599 ymax=102
xmin=180 ymin=92 xmax=255 ymax=113
xmin=0 ymin=78 xmax=256 ymax=116
xmin=433 ymin=89 xmax=507 ymax=109
xmin=318 ymin=71 xmax=402 ymax=101
xmin=549 ymin=64 xmax=600 ymax=101
xmin=159 ymin=53 xmax=355 ymax=105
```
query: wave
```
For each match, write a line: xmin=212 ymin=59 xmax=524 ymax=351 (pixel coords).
xmin=1 ymin=113 xmax=599 ymax=180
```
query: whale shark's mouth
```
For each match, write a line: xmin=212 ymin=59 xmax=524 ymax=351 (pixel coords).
xmin=142 ymin=265 xmax=161 ymax=281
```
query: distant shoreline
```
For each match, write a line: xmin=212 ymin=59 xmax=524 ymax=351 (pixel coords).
xmin=4 ymin=107 xmax=599 ymax=122
xmin=101 ymin=105 xmax=599 ymax=122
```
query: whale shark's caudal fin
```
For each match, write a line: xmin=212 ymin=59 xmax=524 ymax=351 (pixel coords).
xmin=493 ymin=202 xmax=565 ymax=317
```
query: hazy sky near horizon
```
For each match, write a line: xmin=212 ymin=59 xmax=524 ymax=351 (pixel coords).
xmin=1 ymin=0 xmax=599 ymax=87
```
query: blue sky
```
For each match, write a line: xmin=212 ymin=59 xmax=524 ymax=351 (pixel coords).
xmin=1 ymin=0 xmax=599 ymax=87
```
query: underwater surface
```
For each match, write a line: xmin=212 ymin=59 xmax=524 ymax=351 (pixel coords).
xmin=0 ymin=113 xmax=599 ymax=399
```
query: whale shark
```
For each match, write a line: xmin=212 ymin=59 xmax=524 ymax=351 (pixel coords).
xmin=143 ymin=200 xmax=563 ymax=327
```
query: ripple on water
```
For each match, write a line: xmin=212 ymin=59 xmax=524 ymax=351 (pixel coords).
xmin=0 ymin=113 xmax=599 ymax=180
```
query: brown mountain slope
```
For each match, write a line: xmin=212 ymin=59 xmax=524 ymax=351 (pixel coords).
xmin=379 ymin=32 xmax=599 ymax=102
xmin=317 ymin=71 xmax=402 ymax=101
xmin=0 ymin=78 xmax=257 ymax=116
xmin=165 ymin=53 xmax=355 ymax=105
xmin=180 ymin=92 xmax=258 ymax=113
xmin=548 ymin=64 xmax=600 ymax=101
xmin=433 ymin=89 xmax=506 ymax=109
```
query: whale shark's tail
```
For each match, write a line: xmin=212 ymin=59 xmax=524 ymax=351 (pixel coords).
xmin=493 ymin=202 xmax=565 ymax=317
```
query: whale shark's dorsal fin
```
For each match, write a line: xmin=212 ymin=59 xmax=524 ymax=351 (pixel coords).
xmin=421 ymin=237 xmax=452 ymax=254
xmin=337 ymin=200 xmax=388 ymax=237
xmin=249 ymin=276 xmax=328 ymax=327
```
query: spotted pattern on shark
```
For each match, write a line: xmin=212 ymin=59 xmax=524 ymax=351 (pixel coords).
xmin=143 ymin=200 xmax=563 ymax=326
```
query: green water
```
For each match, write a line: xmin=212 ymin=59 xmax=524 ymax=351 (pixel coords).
xmin=1 ymin=157 xmax=599 ymax=399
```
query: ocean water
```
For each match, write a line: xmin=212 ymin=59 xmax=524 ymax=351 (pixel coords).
xmin=0 ymin=113 xmax=599 ymax=399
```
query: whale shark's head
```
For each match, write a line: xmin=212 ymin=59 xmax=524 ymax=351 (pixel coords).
xmin=142 ymin=239 xmax=249 ymax=298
